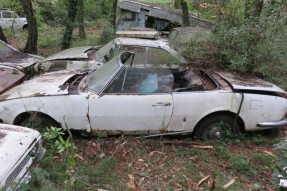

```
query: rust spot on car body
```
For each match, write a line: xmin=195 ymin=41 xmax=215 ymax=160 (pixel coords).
xmin=0 ymin=132 xmax=6 ymax=139
xmin=217 ymin=72 xmax=273 ymax=87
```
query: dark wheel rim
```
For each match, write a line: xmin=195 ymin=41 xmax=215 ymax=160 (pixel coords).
xmin=204 ymin=121 xmax=231 ymax=140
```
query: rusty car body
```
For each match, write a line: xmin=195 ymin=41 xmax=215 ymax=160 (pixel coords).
xmin=0 ymin=52 xmax=286 ymax=139
xmin=117 ymin=0 xmax=212 ymax=31
xmin=34 ymin=34 xmax=186 ymax=74
xmin=0 ymin=65 xmax=25 ymax=95
xmin=0 ymin=124 xmax=45 ymax=191
xmin=0 ymin=40 xmax=43 ymax=73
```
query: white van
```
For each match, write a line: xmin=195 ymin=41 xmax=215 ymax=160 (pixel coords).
xmin=0 ymin=9 xmax=27 ymax=30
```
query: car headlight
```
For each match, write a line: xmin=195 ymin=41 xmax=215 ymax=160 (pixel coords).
xmin=28 ymin=142 xmax=39 ymax=157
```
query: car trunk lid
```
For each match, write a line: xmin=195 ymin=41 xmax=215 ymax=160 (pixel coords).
xmin=216 ymin=72 xmax=286 ymax=94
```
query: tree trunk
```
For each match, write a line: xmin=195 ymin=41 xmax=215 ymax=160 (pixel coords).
xmin=0 ymin=26 xmax=8 ymax=43
xmin=62 ymin=0 xmax=78 ymax=50
xmin=20 ymin=0 xmax=38 ymax=54
xmin=78 ymin=0 xmax=86 ymax=39
xmin=111 ymin=0 xmax=118 ymax=31
xmin=181 ymin=0 xmax=190 ymax=27
xmin=253 ymin=0 xmax=264 ymax=18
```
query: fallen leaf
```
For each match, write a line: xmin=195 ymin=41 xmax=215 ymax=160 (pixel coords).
xmin=208 ymin=176 xmax=216 ymax=190
xmin=138 ymin=158 xmax=145 ymax=162
xmin=223 ymin=177 xmax=237 ymax=189
xmin=127 ymin=174 xmax=140 ymax=191
xmin=197 ymin=175 xmax=211 ymax=187
xmin=148 ymin=151 xmax=165 ymax=157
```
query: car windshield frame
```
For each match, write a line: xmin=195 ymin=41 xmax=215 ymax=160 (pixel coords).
xmin=86 ymin=53 xmax=126 ymax=94
xmin=92 ymin=40 xmax=116 ymax=62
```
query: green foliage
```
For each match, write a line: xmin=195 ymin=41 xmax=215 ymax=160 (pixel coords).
xmin=273 ymin=135 xmax=287 ymax=189
xmin=0 ymin=0 xmax=23 ymax=16
xmin=44 ymin=127 xmax=77 ymax=191
xmin=213 ymin=1 xmax=287 ymax=89
xmin=214 ymin=145 xmax=231 ymax=160
xmin=230 ymin=154 xmax=256 ymax=176
xmin=98 ymin=23 xmax=115 ymax=44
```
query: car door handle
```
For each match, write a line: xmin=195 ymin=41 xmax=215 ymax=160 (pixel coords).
xmin=152 ymin=102 xmax=172 ymax=106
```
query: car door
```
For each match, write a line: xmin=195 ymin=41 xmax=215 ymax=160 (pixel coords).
xmin=88 ymin=67 xmax=174 ymax=133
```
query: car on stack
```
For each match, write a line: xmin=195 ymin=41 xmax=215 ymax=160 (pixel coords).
xmin=33 ymin=31 xmax=186 ymax=74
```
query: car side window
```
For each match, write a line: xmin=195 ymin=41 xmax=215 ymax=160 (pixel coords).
xmin=2 ymin=12 xmax=14 ymax=18
xmin=146 ymin=48 xmax=181 ymax=67
xmin=105 ymin=67 xmax=174 ymax=94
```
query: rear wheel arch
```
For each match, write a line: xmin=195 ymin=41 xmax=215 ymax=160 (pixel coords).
xmin=193 ymin=111 xmax=245 ymax=139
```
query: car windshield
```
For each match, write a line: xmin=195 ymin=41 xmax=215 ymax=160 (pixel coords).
xmin=92 ymin=40 xmax=116 ymax=62
xmin=0 ymin=40 xmax=15 ymax=56
xmin=86 ymin=55 xmax=121 ymax=93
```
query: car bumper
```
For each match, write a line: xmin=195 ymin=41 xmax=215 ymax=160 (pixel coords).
xmin=257 ymin=118 xmax=287 ymax=128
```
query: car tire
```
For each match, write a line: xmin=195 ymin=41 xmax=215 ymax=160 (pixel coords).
xmin=194 ymin=115 xmax=241 ymax=140
xmin=18 ymin=112 xmax=60 ymax=132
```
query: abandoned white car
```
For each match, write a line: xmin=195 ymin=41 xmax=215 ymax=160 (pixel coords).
xmin=0 ymin=9 xmax=27 ymax=30
xmin=0 ymin=52 xmax=286 ymax=140
xmin=0 ymin=124 xmax=45 ymax=191
xmin=0 ymin=40 xmax=43 ymax=73
xmin=33 ymin=31 xmax=186 ymax=74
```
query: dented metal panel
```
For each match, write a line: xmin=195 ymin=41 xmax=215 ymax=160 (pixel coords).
xmin=42 ymin=46 xmax=101 ymax=62
xmin=118 ymin=0 xmax=211 ymax=26
xmin=116 ymin=31 xmax=159 ymax=39
xmin=216 ymin=72 xmax=286 ymax=93
xmin=0 ymin=70 xmax=77 ymax=100
xmin=0 ymin=40 xmax=43 ymax=70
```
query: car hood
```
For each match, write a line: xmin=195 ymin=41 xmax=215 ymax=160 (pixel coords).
xmin=43 ymin=46 xmax=101 ymax=62
xmin=0 ymin=70 xmax=80 ymax=101
xmin=0 ymin=124 xmax=40 ymax=184
xmin=216 ymin=72 xmax=286 ymax=94
xmin=0 ymin=66 xmax=26 ymax=95
xmin=0 ymin=41 xmax=43 ymax=70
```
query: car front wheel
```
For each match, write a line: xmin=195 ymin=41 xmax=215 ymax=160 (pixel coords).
xmin=17 ymin=112 xmax=60 ymax=133
xmin=194 ymin=115 xmax=241 ymax=140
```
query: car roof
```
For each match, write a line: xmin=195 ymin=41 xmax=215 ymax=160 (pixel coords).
xmin=115 ymin=37 xmax=169 ymax=47
xmin=114 ymin=37 xmax=186 ymax=64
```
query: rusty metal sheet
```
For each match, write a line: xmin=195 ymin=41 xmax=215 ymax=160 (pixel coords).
xmin=0 ymin=40 xmax=43 ymax=70
xmin=0 ymin=65 xmax=25 ymax=95
xmin=43 ymin=46 xmax=101 ymax=62
xmin=116 ymin=31 xmax=159 ymax=39
xmin=216 ymin=72 xmax=286 ymax=93
xmin=118 ymin=0 xmax=212 ymax=27
xmin=0 ymin=70 xmax=78 ymax=100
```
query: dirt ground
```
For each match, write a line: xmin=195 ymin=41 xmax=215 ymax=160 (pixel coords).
xmin=65 ymin=129 xmax=287 ymax=191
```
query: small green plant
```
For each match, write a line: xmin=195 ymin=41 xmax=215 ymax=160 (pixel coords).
xmin=273 ymin=135 xmax=287 ymax=189
xmin=44 ymin=127 xmax=77 ymax=191
xmin=214 ymin=145 xmax=231 ymax=160
xmin=230 ymin=154 xmax=255 ymax=176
